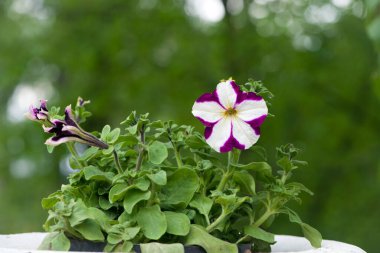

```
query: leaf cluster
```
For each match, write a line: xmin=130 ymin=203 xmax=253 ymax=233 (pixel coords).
xmin=39 ymin=102 xmax=321 ymax=253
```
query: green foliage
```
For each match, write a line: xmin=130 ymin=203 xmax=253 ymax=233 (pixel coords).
xmin=140 ymin=243 xmax=184 ymax=253
xmin=148 ymin=141 xmax=168 ymax=165
xmin=244 ymin=226 xmax=275 ymax=244
xmin=137 ymin=205 xmax=167 ymax=240
xmin=184 ymin=225 xmax=238 ymax=253
xmin=164 ymin=211 xmax=190 ymax=236
xmin=38 ymin=99 xmax=321 ymax=252
xmin=38 ymin=232 xmax=70 ymax=251
xmin=0 ymin=2 xmax=379 ymax=252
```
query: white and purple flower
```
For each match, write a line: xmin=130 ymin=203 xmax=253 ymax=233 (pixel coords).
xmin=27 ymin=100 xmax=108 ymax=149
xmin=43 ymin=105 xmax=109 ymax=149
xmin=192 ymin=80 xmax=268 ymax=153
xmin=26 ymin=100 xmax=49 ymax=122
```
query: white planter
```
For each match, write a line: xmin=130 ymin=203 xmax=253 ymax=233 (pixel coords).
xmin=0 ymin=233 xmax=366 ymax=253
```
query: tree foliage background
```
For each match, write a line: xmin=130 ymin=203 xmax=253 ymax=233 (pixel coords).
xmin=0 ymin=0 xmax=379 ymax=252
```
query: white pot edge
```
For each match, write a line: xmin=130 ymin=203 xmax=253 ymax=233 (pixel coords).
xmin=0 ymin=232 xmax=367 ymax=253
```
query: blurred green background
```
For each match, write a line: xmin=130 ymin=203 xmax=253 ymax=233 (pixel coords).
xmin=0 ymin=0 xmax=379 ymax=252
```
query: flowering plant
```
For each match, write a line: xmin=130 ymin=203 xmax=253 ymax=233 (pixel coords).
xmin=30 ymin=79 xmax=322 ymax=253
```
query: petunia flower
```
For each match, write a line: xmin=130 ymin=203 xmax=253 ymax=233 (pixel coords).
xmin=26 ymin=100 xmax=49 ymax=122
xmin=76 ymin=97 xmax=90 ymax=107
xmin=43 ymin=105 xmax=109 ymax=149
xmin=192 ymin=80 xmax=268 ymax=153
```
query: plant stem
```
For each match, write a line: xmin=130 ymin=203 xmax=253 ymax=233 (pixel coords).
xmin=216 ymin=149 xmax=241 ymax=192
xmin=280 ymin=171 xmax=288 ymax=185
xmin=66 ymin=143 xmax=85 ymax=168
xmin=236 ymin=209 xmax=274 ymax=244
xmin=146 ymin=183 xmax=157 ymax=206
xmin=216 ymin=171 xmax=231 ymax=192
xmin=173 ymin=145 xmax=183 ymax=167
xmin=135 ymin=128 xmax=145 ymax=171
xmin=113 ymin=150 xmax=123 ymax=174
xmin=253 ymin=209 xmax=273 ymax=227
xmin=206 ymin=211 xmax=226 ymax=232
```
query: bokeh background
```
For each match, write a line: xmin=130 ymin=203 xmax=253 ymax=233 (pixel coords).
xmin=0 ymin=0 xmax=379 ymax=251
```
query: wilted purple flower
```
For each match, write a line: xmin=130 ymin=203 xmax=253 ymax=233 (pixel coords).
xmin=77 ymin=97 xmax=90 ymax=107
xmin=192 ymin=80 xmax=268 ymax=153
xmin=26 ymin=100 xmax=49 ymax=122
xmin=43 ymin=105 xmax=108 ymax=149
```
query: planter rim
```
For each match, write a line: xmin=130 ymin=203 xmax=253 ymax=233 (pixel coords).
xmin=0 ymin=232 xmax=366 ymax=253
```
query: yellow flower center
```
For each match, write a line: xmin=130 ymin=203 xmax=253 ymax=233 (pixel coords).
xmin=225 ymin=107 xmax=237 ymax=116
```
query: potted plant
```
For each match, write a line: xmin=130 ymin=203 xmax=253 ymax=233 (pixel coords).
xmin=10 ymin=79 xmax=362 ymax=253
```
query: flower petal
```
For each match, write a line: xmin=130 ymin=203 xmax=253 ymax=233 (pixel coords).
xmin=235 ymin=95 xmax=268 ymax=126
xmin=219 ymin=124 xmax=245 ymax=153
xmin=39 ymin=99 xmax=48 ymax=112
xmin=45 ymin=135 xmax=91 ymax=146
xmin=231 ymin=117 xmax=260 ymax=150
xmin=205 ymin=117 xmax=232 ymax=152
xmin=64 ymin=105 xmax=80 ymax=127
xmin=216 ymin=80 xmax=240 ymax=109
xmin=192 ymin=98 xmax=224 ymax=126
xmin=62 ymin=125 xmax=109 ymax=149
xmin=236 ymin=91 xmax=263 ymax=103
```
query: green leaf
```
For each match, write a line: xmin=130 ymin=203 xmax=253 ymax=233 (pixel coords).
xmin=107 ymin=233 xmax=122 ymax=245
xmin=161 ymin=168 xmax=199 ymax=209
xmin=113 ymin=241 xmax=133 ymax=252
xmin=74 ymin=219 xmax=105 ymax=241
xmin=232 ymin=162 xmax=272 ymax=177
xmin=104 ymin=243 xmax=116 ymax=252
xmin=46 ymin=144 xmax=55 ymax=154
xmin=118 ymin=211 xmax=137 ymax=223
xmin=189 ymin=194 xmax=213 ymax=218
xmin=233 ymin=170 xmax=256 ymax=195
xmin=127 ymin=124 xmax=138 ymax=135
xmin=114 ymin=241 xmax=133 ymax=252
xmin=123 ymin=189 xmax=151 ymax=214
xmin=118 ymin=135 xmax=139 ymax=146
xmin=185 ymin=134 xmax=208 ymax=149
xmin=148 ymin=141 xmax=168 ymax=165
xmin=79 ymin=146 xmax=99 ymax=161
xmin=108 ymin=225 xmax=140 ymax=243
xmin=68 ymin=200 xmax=90 ymax=227
xmin=215 ymin=194 xmax=248 ymax=216
xmin=83 ymin=165 xmax=114 ymax=182
xmin=147 ymin=170 xmax=167 ymax=185
xmin=293 ymin=160 xmax=308 ymax=167
xmin=164 ymin=211 xmax=191 ymax=236
xmin=184 ymin=225 xmax=238 ymax=253
xmin=102 ymin=145 xmax=114 ymax=155
xmin=137 ymin=205 xmax=167 ymax=240
xmin=107 ymin=128 xmax=120 ymax=143
xmin=277 ymin=156 xmax=293 ymax=172
xmin=101 ymin=125 xmax=111 ymax=140
xmin=141 ymin=243 xmax=184 ymax=253
xmin=284 ymin=207 xmax=303 ymax=224
xmin=139 ymin=243 xmax=184 ymax=253
xmin=87 ymin=207 xmax=112 ymax=231
xmin=244 ymin=225 xmax=275 ymax=243
xmin=99 ymin=196 xmax=114 ymax=210
xmin=109 ymin=178 xmax=150 ymax=204
xmin=249 ymin=145 xmax=267 ymax=160
xmin=135 ymin=177 xmax=151 ymax=191
xmin=281 ymin=208 xmax=322 ymax=248
xmin=286 ymin=182 xmax=314 ymax=195
xmin=38 ymin=232 xmax=70 ymax=251
xmin=122 ymin=227 xmax=140 ymax=240
xmin=109 ymin=183 xmax=129 ymax=203
xmin=301 ymin=223 xmax=322 ymax=248
xmin=41 ymin=192 xmax=61 ymax=209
